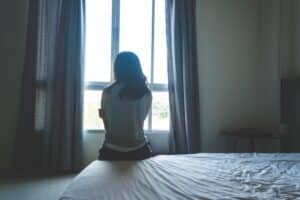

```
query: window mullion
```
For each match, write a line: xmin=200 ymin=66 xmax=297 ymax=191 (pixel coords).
xmin=148 ymin=0 xmax=156 ymax=131
xmin=111 ymin=0 xmax=120 ymax=81
xmin=150 ymin=0 xmax=155 ymax=84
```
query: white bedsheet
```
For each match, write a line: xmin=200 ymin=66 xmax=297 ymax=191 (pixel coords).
xmin=60 ymin=153 xmax=300 ymax=200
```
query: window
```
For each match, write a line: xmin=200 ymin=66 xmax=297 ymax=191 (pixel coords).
xmin=83 ymin=0 xmax=169 ymax=132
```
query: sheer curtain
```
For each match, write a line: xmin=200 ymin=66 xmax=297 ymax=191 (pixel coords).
xmin=166 ymin=0 xmax=201 ymax=153
xmin=14 ymin=0 xmax=85 ymax=171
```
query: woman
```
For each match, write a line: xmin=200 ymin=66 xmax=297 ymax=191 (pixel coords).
xmin=98 ymin=51 xmax=153 ymax=160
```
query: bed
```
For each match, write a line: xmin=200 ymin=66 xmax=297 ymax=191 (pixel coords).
xmin=60 ymin=153 xmax=300 ymax=200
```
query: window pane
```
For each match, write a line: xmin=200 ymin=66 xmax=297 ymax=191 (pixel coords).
xmin=119 ymin=0 xmax=152 ymax=80
xmin=35 ymin=88 xmax=47 ymax=131
xmin=152 ymin=91 xmax=170 ymax=130
xmin=154 ymin=0 xmax=168 ymax=84
xmin=83 ymin=90 xmax=103 ymax=130
xmin=85 ymin=0 xmax=112 ymax=82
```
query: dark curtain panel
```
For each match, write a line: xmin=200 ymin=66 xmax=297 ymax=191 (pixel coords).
xmin=13 ymin=0 xmax=41 ymax=169
xmin=14 ymin=0 xmax=85 ymax=171
xmin=166 ymin=0 xmax=200 ymax=153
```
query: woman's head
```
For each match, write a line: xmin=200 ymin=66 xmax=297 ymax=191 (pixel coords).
xmin=113 ymin=51 xmax=149 ymax=100
xmin=114 ymin=51 xmax=145 ymax=83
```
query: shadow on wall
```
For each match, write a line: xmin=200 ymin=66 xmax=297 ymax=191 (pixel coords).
xmin=281 ymin=78 xmax=300 ymax=152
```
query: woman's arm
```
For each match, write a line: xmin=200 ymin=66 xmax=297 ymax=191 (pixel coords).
xmin=141 ymin=92 xmax=152 ymax=120
xmin=99 ymin=90 xmax=109 ymax=130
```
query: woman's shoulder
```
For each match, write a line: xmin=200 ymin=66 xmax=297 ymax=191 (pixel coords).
xmin=103 ymin=82 xmax=120 ymax=94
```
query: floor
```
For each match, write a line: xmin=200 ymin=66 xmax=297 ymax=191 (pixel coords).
xmin=0 ymin=174 xmax=76 ymax=200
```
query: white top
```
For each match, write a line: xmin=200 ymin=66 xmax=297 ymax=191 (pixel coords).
xmin=101 ymin=82 xmax=152 ymax=152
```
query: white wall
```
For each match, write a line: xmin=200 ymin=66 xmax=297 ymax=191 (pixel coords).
xmin=280 ymin=0 xmax=293 ymax=78
xmin=280 ymin=0 xmax=300 ymax=77
xmin=290 ymin=0 xmax=300 ymax=76
xmin=0 ymin=0 xmax=28 ymax=168
xmin=197 ymin=0 xmax=280 ymax=152
xmin=256 ymin=0 xmax=281 ymax=132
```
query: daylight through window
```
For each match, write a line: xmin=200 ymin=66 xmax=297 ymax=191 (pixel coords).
xmin=84 ymin=0 xmax=169 ymax=132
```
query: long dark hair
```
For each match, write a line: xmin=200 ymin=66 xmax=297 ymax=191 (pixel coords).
xmin=114 ymin=51 xmax=150 ymax=100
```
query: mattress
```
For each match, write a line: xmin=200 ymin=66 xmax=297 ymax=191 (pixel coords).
xmin=60 ymin=153 xmax=300 ymax=200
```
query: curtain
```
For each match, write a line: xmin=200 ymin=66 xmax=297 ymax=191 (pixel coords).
xmin=166 ymin=0 xmax=200 ymax=153
xmin=13 ymin=0 xmax=41 ymax=169
xmin=14 ymin=0 xmax=85 ymax=171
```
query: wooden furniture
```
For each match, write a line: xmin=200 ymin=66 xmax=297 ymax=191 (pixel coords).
xmin=222 ymin=128 xmax=281 ymax=152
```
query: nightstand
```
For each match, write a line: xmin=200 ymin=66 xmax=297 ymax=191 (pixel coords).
xmin=222 ymin=128 xmax=281 ymax=152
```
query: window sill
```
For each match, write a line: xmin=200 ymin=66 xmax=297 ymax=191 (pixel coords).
xmin=84 ymin=129 xmax=169 ymax=135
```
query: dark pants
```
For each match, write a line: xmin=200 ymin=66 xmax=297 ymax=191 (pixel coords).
xmin=98 ymin=143 xmax=153 ymax=161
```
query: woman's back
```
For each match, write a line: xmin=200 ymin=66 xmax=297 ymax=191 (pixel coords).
xmin=102 ymin=82 xmax=152 ymax=152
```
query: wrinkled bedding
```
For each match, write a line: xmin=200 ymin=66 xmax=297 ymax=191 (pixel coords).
xmin=60 ymin=153 xmax=300 ymax=200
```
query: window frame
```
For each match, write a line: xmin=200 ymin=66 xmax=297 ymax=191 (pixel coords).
xmin=84 ymin=0 xmax=169 ymax=134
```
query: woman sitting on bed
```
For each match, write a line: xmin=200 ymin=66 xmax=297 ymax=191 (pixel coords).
xmin=98 ymin=51 xmax=153 ymax=161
